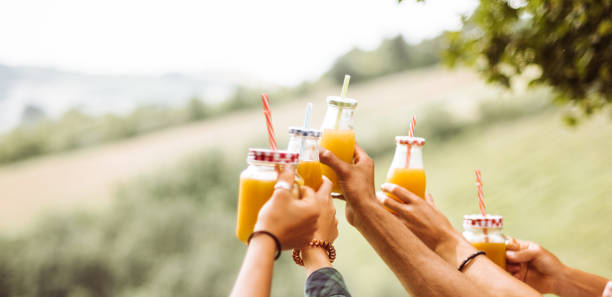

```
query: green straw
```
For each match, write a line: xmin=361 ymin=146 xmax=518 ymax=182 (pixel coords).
xmin=335 ymin=74 xmax=351 ymax=129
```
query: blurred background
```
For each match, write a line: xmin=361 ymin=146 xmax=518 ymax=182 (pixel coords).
xmin=0 ymin=0 xmax=611 ymax=296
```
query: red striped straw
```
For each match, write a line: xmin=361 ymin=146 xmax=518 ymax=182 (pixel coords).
xmin=261 ymin=93 xmax=277 ymax=150
xmin=475 ymin=169 xmax=487 ymax=216
xmin=405 ymin=115 xmax=416 ymax=168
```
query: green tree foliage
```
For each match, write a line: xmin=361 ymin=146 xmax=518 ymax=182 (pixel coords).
xmin=439 ymin=0 xmax=612 ymax=117
xmin=323 ymin=35 xmax=441 ymax=84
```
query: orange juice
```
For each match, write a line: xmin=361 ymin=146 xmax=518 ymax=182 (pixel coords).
xmin=386 ymin=168 xmax=426 ymax=200
xmin=320 ymin=129 xmax=355 ymax=193
xmin=298 ymin=161 xmax=323 ymax=190
xmin=463 ymin=215 xmax=506 ymax=270
xmin=472 ymin=242 xmax=506 ymax=269
xmin=236 ymin=177 xmax=276 ymax=243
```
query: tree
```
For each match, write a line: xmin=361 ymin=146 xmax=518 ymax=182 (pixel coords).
xmin=401 ymin=0 xmax=612 ymax=120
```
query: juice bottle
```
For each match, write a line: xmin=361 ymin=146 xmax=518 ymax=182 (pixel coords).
xmin=287 ymin=127 xmax=323 ymax=190
xmin=462 ymin=214 xmax=507 ymax=269
xmin=319 ymin=96 xmax=358 ymax=196
xmin=236 ymin=148 xmax=299 ymax=243
xmin=385 ymin=136 xmax=427 ymax=201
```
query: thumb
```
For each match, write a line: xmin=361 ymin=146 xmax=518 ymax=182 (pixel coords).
xmin=506 ymin=247 xmax=539 ymax=263
xmin=319 ymin=148 xmax=350 ymax=176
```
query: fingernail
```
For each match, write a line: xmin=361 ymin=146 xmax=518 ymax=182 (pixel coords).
xmin=375 ymin=192 xmax=386 ymax=203
xmin=381 ymin=183 xmax=395 ymax=192
xmin=322 ymin=176 xmax=331 ymax=183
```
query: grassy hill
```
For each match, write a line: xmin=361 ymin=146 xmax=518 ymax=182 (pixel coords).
xmin=0 ymin=69 xmax=610 ymax=296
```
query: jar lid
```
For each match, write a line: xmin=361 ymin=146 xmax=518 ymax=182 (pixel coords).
xmin=395 ymin=136 xmax=426 ymax=146
xmin=463 ymin=214 xmax=503 ymax=228
xmin=288 ymin=126 xmax=321 ymax=138
xmin=248 ymin=149 xmax=299 ymax=164
xmin=326 ymin=96 xmax=358 ymax=108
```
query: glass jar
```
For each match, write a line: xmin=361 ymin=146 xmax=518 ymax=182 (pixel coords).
xmin=319 ymin=96 xmax=358 ymax=196
xmin=236 ymin=149 xmax=299 ymax=243
xmin=287 ymin=127 xmax=323 ymax=190
xmin=462 ymin=214 xmax=506 ymax=269
xmin=385 ymin=136 xmax=427 ymax=200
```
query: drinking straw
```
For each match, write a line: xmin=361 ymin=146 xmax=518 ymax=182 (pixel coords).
xmin=334 ymin=74 xmax=351 ymax=129
xmin=475 ymin=169 xmax=487 ymax=216
xmin=405 ymin=115 xmax=416 ymax=168
xmin=301 ymin=103 xmax=313 ymax=156
xmin=261 ymin=93 xmax=277 ymax=150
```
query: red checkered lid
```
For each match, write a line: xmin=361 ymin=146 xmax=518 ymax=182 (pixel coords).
xmin=463 ymin=214 xmax=503 ymax=228
xmin=248 ymin=148 xmax=299 ymax=164
xmin=395 ymin=136 xmax=426 ymax=146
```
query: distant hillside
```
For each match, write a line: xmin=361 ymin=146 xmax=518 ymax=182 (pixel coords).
xmin=0 ymin=64 xmax=235 ymax=131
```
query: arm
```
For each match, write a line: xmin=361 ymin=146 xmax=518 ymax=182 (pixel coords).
xmin=302 ymin=177 xmax=352 ymax=297
xmin=320 ymin=144 xmax=495 ymax=297
xmin=379 ymin=183 xmax=542 ymax=297
xmin=506 ymin=239 xmax=609 ymax=297
xmin=230 ymin=165 xmax=328 ymax=297
xmin=230 ymin=234 xmax=277 ymax=297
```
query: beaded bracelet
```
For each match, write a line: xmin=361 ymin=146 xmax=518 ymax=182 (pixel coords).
xmin=292 ymin=239 xmax=336 ymax=266
xmin=248 ymin=231 xmax=282 ymax=260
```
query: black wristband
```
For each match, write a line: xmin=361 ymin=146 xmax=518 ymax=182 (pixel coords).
xmin=248 ymin=230 xmax=282 ymax=260
xmin=458 ymin=251 xmax=486 ymax=272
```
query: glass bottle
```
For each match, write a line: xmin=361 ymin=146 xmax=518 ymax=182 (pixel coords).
xmin=236 ymin=149 xmax=299 ymax=243
xmin=385 ymin=136 xmax=427 ymax=200
xmin=462 ymin=214 xmax=507 ymax=269
xmin=287 ymin=127 xmax=323 ymax=190
xmin=319 ymin=96 xmax=358 ymax=196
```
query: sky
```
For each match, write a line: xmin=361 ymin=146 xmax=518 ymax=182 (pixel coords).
xmin=0 ymin=0 xmax=478 ymax=85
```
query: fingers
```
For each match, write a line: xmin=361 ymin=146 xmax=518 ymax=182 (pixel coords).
xmin=506 ymin=236 xmax=520 ymax=251
xmin=380 ymin=183 xmax=422 ymax=204
xmin=354 ymin=143 xmax=373 ymax=165
xmin=506 ymin=245 xmax=539 ymax=263
xmin=317 ymin=176 xmax=333 ymax=198
xmin=377 ymin=192 xmax=410 ymax=215
xmin=425 ymin=193 xmax=435 ymax=207
xmin=319 ymin=148 xmax=350 ymax=175
xmin=272 ymin=165 xmax=296 ymax=199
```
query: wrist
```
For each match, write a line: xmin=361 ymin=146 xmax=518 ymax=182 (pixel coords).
xmin=435 ymin=232 xmax=476 ymax=266
xmin=249 ymin=233 xmax=278 ymax=259
xmin=346 ymin=193 xmax=379 ymax=227
xmin=552 ymin=263 xmax=578 ymax=296
xmin=302 ymin=247 xmax=332 ymax=275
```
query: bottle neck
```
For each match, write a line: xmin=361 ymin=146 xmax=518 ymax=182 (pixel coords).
xmin=287 ymin=135 xmax=320 ymax=162
xmin=321 ymin=104 xmax=355 ymax=130
xmin=463 ymin=226 xmax=503 ymax=235
xmin=389 ymin=143 xmax=424 ymax=169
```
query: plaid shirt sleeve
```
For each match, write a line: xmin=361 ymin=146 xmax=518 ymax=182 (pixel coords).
xmin=304 ymin=267 xmax=352 ymax=297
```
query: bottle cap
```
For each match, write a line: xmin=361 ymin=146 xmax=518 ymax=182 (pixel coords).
xmin=247 ymin=149 xmax=299 ymax=164
xmin=463 ymin=214 xmax=503 ymax=229
xmin=326 ymin=96 xmax=358 ymax=108
xmin=395 ymin=136 xmax=426 ymax=146
xmin=288 ymin=127 xmax=322 ymax=138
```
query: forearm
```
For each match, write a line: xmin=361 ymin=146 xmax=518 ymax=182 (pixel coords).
xmin=553 ymin=265 xmax=609 ymax=297
xmin=350 ymin=200 xmax=494 ymax=297
xmin=435 ymin=234 xmax=542 ymax=297
xmin=230 ymin=236 xmax=276 ymax=297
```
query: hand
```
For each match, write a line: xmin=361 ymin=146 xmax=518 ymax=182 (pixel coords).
xmin=302 ymin=176 xmax=338 ymax=275
xmin=312 ymin=176 xmax=338 ymax=243
xmin=377 ymin=184 xmax=460 ymax=252
xmin=319 ymin=143 xmax=377 ymax=225
xmin=505 ymin=238 xmax=564 ymax=294
xmin=254 ymin=165 xmax=324 ymax=250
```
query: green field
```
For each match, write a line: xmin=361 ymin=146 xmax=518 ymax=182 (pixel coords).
xmin=1 ymin=77 xmax=610 ymax=296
